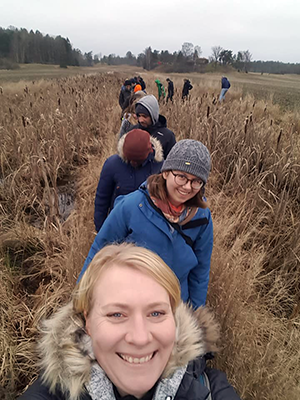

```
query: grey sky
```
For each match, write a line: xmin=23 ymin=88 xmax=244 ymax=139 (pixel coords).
xmin=1 ymin=0 xmax=299 ymax=63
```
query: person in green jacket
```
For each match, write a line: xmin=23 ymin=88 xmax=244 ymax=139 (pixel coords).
xmin=155 ymin=79 xmax=166 ymax=102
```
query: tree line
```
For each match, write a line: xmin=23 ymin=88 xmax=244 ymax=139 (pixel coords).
xmin=100 ymin=43 xmax=300 ymax=75
xmin=0 ymin=26 xmax=94 ymax=69
xmin=1 ymin=27 xmax=299 ymax=75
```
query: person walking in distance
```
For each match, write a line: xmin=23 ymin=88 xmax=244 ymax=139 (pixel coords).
xmin=155 ymin=79 xmax=166 ymax=102
xmin=219 ymin=76 xmax=231 ymax=102
xmin=182 ymin=78 xmax=193 ymax=101
xmin=166 ymin=78 xmax=174 ymax=103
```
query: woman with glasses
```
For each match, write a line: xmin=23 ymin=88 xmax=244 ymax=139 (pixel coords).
xmin=78 ymin=140 xmax=213 ymax=309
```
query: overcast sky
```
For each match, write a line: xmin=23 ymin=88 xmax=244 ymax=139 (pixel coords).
xmin=1 ymin=0 xmax=299 ymax=63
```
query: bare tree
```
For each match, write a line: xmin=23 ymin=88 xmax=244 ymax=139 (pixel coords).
xmin=211 ymin=46 xmax=223 ymax=63
xmin=144 ymin=46 xmax=152 ymax=70
xmin=243 ymin=50 xmax=252 ymax=63
xmin=194 ymin=45 xmax=202 ymax=58
xmin=236 ymin=50 xmax=252 ymax=71
xmin=181 ymin=42 xmax=194 ymax=58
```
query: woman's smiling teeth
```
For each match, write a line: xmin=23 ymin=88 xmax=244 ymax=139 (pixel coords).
xmin=119 ymin=352 xmax=154 ymax=364
xmin=177 ymin=189 xmax=190 ymax=196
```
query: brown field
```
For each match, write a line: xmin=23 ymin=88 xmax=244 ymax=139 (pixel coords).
xmin=2 ymin=63 xmax=300 ymax=111
xmin=0 ymin=66 xmax=300 ymax=399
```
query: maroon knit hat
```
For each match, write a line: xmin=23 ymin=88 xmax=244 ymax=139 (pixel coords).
xmin=123 ymin=129 xmax=153 ymax=163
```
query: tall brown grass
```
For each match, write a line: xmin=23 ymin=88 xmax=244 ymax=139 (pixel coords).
xmin=0 ymin=71 xmax=299 ymax=399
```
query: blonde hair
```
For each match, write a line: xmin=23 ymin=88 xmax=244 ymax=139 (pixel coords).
xmin=73 ymin=243 xmax=181 ymax=315
xmin=124 ymin=91 xmax=146 ymax=114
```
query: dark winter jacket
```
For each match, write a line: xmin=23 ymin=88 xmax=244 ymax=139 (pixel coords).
xmin=130 ymin=95 xmax=176 ymax=158
xmin=167 ymin=80 xmax=174 ymax=96
xmin=119 ymin=116 xmax=134 ymax=138
xmin=79 ymin=185 xmax=213 ymax=308
xmin=119 ymin=87 xmax=131 ymax=111
xmin=221 ymin=77 xmax=231 ymax=89
xmin=182 ymin=80 xmax=193 ymax=97
xmin=138 ymin=77 xmax=146 ymax=90
xmin=18 ymin=302 xmax=241 ymax=400
xmin=94 ymin=135 xmax=164 ymax=232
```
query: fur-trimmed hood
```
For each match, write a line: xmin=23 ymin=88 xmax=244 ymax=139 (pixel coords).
xmin=38 ymin=302 xmax=219 ymax=400
xmin=117 ymin=133 xmax=164 ymax=164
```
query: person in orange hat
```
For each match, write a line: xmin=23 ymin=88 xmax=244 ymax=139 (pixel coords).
xmin=94 ymin=129 xmax=164 ymax=231
xmin=134 ymin=84 xmax=142 ymax=93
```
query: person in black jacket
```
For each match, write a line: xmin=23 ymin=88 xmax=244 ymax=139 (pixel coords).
xmin=118 ymin=80 xmax=132 ymax=111
xmin=19 ymin=243 xmax=241 ymax=400
xmin=129 ymin=94 xmax=176 ymax=158
xmin=137 ymin=75 xmax=146 ymax=90
xmin=166 ymin=78 xmax=174 ymax=103
xmin=182 ymin=78 xmax=193 ymax=101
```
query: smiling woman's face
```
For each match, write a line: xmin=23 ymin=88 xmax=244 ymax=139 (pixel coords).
xmin=85 ymin=264 xmax=176 ymax=399
xmin=163 ymin=170 xmax=201 ymax=207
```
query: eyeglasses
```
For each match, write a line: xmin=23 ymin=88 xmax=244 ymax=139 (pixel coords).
xmin=171 ymin=171 xmax=204 ymax=190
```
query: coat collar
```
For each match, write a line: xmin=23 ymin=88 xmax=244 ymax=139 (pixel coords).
xmin=87 ymin=363 xmax=187 ymax=400
xmin=38 ymin=302 xmax=219 ymax=400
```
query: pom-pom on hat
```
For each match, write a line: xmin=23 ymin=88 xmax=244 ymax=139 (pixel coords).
xmin=123 ymin=129 xmax=153 ymax=163
xmin=161 ymin=139 xmax=211 ymax=183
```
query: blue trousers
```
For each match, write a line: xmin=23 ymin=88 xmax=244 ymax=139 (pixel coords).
xmin=219 ymin=88 xmax=229 ymax=102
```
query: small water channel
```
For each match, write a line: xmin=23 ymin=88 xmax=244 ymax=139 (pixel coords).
xmin=57 ymin=181 xmax=76 ymax=222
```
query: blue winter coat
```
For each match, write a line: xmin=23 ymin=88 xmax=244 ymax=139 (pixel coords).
xmin=94 ymin=135 xmax=164 ymax=232
xmin=221 ymin=77 xmax=231 ymax=89
xmin=80 ymin=186 xmax=213 ymax=308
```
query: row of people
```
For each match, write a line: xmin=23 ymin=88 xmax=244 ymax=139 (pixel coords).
xmin=165 ymin=77 xmax=231 ymax=103
xmin=20 ymin=80 xmax=238 ymax=399
xmin=84 ymin=138 xmax=213 ymax=309
xmin=96 ymin=77 xmax=231 ymax=305
xmin=119 ymin=76 xmax=146 ymax=111
xmin=156 ymin=78 xmax=193 ymax=102
xmin=120 ymin=75 xmax=230 ymax=109
xmin=93 ymin=92 xmax=209 ymax=308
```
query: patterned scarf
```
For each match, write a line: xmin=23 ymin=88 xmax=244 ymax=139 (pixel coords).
xmin=150 ymin=196 xmax=196 ymax=224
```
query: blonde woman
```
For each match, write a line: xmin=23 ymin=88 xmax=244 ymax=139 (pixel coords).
xmin=19 ymin=243 xmax=240 ymax=400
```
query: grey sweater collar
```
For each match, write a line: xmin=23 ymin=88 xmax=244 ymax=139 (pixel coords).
xmin=86 ymin=362 xmax=187 ymax=400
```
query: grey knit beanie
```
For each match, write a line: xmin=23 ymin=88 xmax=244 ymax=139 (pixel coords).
xmin=161 ymin=139 xmax=211 ymax=183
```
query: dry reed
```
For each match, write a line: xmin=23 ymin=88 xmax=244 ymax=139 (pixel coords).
xmin=0 ymin=71 xmax=299 ymax=399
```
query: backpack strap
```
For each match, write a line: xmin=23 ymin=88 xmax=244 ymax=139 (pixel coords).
xmin=142 ymin=189 xmax=194 ymax=248
xmin=182 ymin=218 xmax=209 ymax=230
xmin=198 ymin=372 xmax=212 ymax=400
